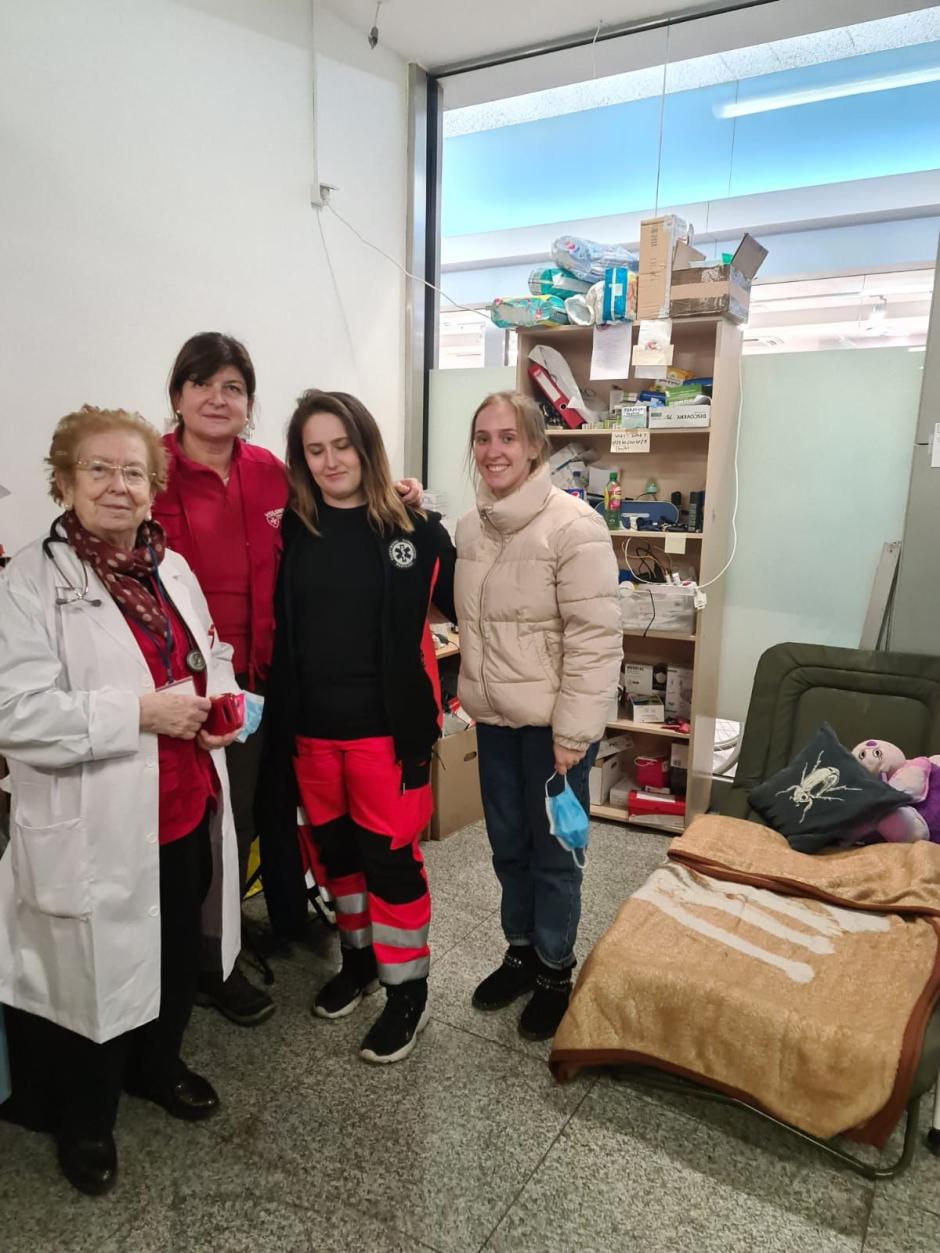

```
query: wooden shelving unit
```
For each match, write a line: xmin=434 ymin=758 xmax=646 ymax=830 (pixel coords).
xmin=516 ymin=315 xmax=742 ymax=835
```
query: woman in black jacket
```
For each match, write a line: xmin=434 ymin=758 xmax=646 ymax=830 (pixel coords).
xmin=258 ymin=390 xmax=456 ymax=1063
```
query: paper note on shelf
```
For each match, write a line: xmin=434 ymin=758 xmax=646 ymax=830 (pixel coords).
xmin=664 ymin=533 xmax=687 ymax=554
xmin=611 ymin=428 xmax=651 ymax=454
xmin=932 ymin=422 xmax=940 ymax=469
xmin=590 ymin=322 xmax=633 ymax=380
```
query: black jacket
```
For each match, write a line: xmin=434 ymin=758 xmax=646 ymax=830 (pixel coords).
xmin=256 ymin=504 xmax=456 ymax=937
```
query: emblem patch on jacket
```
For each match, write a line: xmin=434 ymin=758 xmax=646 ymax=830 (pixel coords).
xmin=389 ymin=538 xmax=417 ymax=569
xmin=265 ymin=508 xmax=284 ymax=529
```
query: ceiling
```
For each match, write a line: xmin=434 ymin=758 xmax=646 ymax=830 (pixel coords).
xmin=319 ymin=0 xmax=698 ymax=71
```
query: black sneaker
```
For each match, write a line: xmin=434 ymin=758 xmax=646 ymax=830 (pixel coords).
xmin=518 ymin=962 xmax=574 ymax=1041
xmin=314 ymin=946 xmax=380 ymax=1020
xmin=359 ymin=980 xmax=429 ymax=1064
xmin=195 ymin=964 xmax=275 ymax=1027
xmin=471 ymin=945 xmax=537 ymax=1011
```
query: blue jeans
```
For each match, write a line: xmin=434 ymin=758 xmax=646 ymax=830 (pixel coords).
xmin=476 ymin=723 xmax=598 ymax=970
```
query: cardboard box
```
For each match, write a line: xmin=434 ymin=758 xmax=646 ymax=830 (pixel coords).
xmin=670 ymin=742 xmax=689 ymax=795
xmin=638 ymin=215 xmax=690 ymax=320
xmin=623 ymin=661 xmax=667 ymax=695
xmin=669 ymin=234 xmax=768 ymax=323
xmin=428 ymin=726 xmax=483 ymax=840
xmin=589 ymin=753 xmax=625 ymax=805
xmin=596 ymin=732 xmax=633 ymax=761
xmin=647 ymin=405 xmax=711 ymax=430
xmin=665 ymin=665 xmax=693 ymax=720
xmin=627 ymin=694 xmax=665 ymax=724
xmin=608 ymin=777 xmax=632 ymax=809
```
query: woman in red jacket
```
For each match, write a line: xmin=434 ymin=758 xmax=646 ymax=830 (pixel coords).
xmin=153 ymin=333 xmax=421 ymax=1027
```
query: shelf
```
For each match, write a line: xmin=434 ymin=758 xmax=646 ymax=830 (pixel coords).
xmin=434 ymin=644 xmax=460 ymax=660
xmin=622 ymin=629 xmax=696 ymax=641
xmin=605 ymin=717 xmax=689 ymax=740
xmin=590 ymin=803 xmax=686 ymax=834
xmin=546 ymin=427 xmax=708 ymax=439
xmin=610 ymin=530 xmax=704 ymax=540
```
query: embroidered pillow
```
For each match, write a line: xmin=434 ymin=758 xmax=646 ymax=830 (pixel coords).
xmin=749 ymin=722 xmax=908 ymax=851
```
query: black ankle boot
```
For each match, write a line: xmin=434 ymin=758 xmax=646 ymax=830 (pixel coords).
xmin=359 ymin=978 xmax=429 ymax=1064
xmin=518 ymin=960 xmax=574 ymax=1041
xmin=314 ymin=945 xmax=380 ymax=1020
xmin=57 ymin=1132 xmax=118 ymax=1196
xmin=471 ymin=945 xmax=537 ymax=1011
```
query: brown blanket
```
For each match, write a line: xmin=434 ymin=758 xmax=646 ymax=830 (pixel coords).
xmin=550 ymin=815 xmax=940 ymax=1146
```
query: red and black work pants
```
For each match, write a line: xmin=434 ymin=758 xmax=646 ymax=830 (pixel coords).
xmin=292 ymin=736 xmax=432 ymax=984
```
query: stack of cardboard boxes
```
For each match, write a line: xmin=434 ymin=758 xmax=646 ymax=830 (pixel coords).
xmin=638 ymin=216 xmax=767 ymax=323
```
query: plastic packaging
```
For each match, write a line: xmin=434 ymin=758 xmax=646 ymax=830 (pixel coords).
xmin=528 ymin=267 xmax=592 ymax=298
xmin=551 ymin=235 xmax=638 ymax=284
xmin=488 ymin=295 xmax=568 ymax=329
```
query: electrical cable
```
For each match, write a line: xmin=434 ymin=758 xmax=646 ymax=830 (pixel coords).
xmin=323 ymin=199 xmax=491 ymax=322
xmin=698 ymin=346 xmax=744 ymax=591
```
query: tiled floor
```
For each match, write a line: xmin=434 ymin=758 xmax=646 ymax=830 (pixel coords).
xmin=1 ymin=820 xmax=938 ymax=1252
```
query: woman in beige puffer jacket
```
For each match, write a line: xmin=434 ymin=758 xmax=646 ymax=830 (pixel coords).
xmin=455 ymin=391 xmax=622 ymax=1041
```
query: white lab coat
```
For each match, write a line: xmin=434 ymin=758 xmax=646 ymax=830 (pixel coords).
xmin=0 ymin=529 xmax=241 ymax=1043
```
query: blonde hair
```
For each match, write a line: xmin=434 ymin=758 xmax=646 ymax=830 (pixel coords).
xmin=468 ymin=391 xmax=549 ymax=478
xmin=46 ymin=406 xmax=167 ymax=505
xmin=285 ymin=390 xmax=414 ymax=537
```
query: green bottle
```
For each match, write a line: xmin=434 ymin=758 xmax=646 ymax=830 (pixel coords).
xmin=604 ymin=471 xmax=622 ymax=531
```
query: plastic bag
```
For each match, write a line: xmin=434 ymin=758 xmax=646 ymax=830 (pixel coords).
xmin=551 ymin=235 xmax=638 ymax=283
xmin=488 ymin=295 xmax=568 ymax=329
xmin=528 ymin=266 xmax=593 ymax=298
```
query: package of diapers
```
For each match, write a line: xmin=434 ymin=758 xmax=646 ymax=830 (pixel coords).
xmin=551 ymin=235 xmax=638 ymax=284
xmin=488 ymin=295 xmax=569 ymax=329
xmin=528 ymin=267 xmax=593 ymax=298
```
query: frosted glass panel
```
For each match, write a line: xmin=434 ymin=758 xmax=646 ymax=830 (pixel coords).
xmin=717 ymin=348 xmax=922 ymax=722
xmin=427 ymin=365 xmax=514 ymax=523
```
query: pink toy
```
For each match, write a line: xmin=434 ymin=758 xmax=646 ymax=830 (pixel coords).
xmin=851 ymin=739 xmax=940 ymax=843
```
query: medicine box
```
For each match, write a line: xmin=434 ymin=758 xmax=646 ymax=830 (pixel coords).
xmin=613 ymin=404 xmax=648 ymax=429
xmin=665 ymin=666 xmax=693 ymax=720
xmin=648 ymin=406 xmax=710 ymax=430
xmin=627 ymin=694 xmax=665 ymax=724
xmin=622 ymin=661 xmax=667 ymax=695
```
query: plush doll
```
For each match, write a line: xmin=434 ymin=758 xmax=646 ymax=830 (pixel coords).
xmin=852 ymin=739 xmax=940 ymax=843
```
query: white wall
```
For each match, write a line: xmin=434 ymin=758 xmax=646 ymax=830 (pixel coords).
xmin=717 ymin=347 xmax=923 ymax=722
xmin=0 ymin=0 xmax=408 ymax=555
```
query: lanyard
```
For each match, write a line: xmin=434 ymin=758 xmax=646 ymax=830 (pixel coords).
xmin=144 ymin=549 xmax=206 ymax=684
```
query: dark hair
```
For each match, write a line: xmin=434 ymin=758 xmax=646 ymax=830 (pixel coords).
xmin=285 ymin=390 xmax=413 ymax=537
xmin=167 ymin=332 xmax=256 ymax=433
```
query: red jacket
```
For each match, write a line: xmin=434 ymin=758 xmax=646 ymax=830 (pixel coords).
xmin=154 ymin=432 xmax=287 ymax=687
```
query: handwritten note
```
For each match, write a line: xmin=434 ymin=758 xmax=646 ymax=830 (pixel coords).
xmin=590 ymin=322 xmax=633 ymax=380
xmin=611 ymin=428 xmax=651 ymax=454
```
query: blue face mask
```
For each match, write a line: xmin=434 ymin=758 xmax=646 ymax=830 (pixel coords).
xmin=545 ymin=772 xmax=590 ymax=867
xmin=234 ymin=690 xmax=265 ymax=743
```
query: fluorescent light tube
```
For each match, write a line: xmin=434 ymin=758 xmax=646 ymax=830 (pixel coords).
xmin=716 ymin=65 xmax=940 ymax=118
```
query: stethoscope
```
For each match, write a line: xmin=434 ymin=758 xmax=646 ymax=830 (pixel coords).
xmin=42 ymin=519 xmax=206 ymax=679
xmin=43 ymin=523 xmax=103 ymax=607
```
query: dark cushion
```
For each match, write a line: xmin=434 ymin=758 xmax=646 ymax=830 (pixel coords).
xmin=748 ymin=723 xmax=907 ymax=851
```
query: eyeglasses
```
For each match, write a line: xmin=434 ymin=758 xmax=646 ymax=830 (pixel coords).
xmin=74 ymin=459 xmax=153 ymax=488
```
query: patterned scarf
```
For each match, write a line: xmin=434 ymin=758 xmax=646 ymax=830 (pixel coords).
xmin=62 ymin=510 xmax=169 ymax=637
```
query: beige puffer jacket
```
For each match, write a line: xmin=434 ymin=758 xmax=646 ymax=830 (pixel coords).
xmin=455 ymin=464 xmax=623 ymax=751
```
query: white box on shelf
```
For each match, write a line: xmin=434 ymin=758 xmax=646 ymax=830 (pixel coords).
xmin=620 ymin=583 xmax=697 ymax=634
xmin=627 ymin=694 xmax=665 ymax=724
xmin=589 ymin=753 xmax=625 ymax=805
xmin=596 ymin=732 xmax=633 ymax=761
xmin=648 ymin=405 xmax=710 ymax=430
xmin=665 ymin=665 xmax=693 ymax=720
xmin=608 ymin=778 xmax=632 ymax=809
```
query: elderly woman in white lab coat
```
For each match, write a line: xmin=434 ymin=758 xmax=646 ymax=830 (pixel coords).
xmin=0 ymin=406 xmax=241 ymax=1198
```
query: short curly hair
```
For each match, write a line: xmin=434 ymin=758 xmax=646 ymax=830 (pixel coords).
xmin=46 ymin=406 xmax=168 ymax=505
